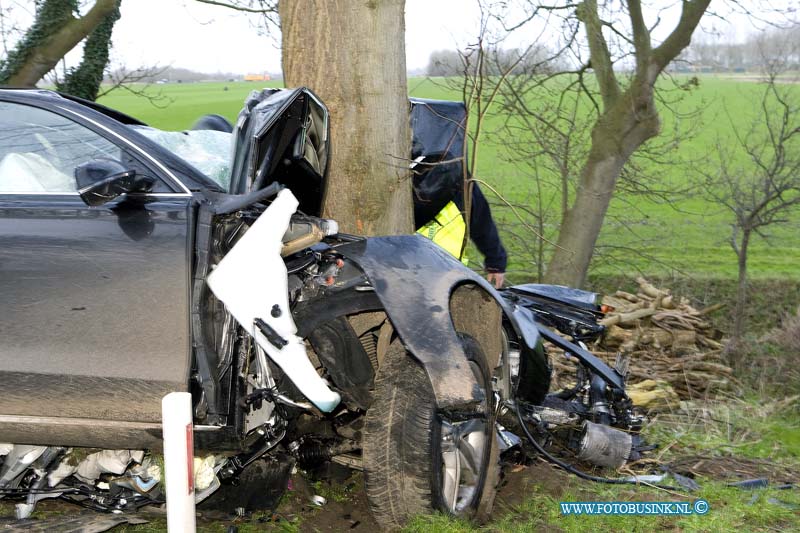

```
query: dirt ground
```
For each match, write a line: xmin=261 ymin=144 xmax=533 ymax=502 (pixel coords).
xmin=193 ymin=459 xmax=592 ymax=532
xmin=0 ymin=462 xmax=566 ymax=532
xmin=256 ymin=461 xmax=577 ymax=532
xmin=1 ymin=454 xmax=797 ymax=532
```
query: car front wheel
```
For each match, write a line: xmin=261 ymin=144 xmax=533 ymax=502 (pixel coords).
xmin=362 ymin=335 xmax=499 ymax=529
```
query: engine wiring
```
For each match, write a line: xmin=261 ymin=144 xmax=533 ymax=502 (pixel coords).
xmin=0 ymin=482 xmax=164 ymax=512
xmin=0 ymin=487 xmax=80 ymax=495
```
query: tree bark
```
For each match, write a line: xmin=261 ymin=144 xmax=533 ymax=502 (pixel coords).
xmin=279 ymin=0 xmax=413 ymax=236
xmin=2 ymin=0 xmax=119 ymax=87
xmin=731 ymin=230 xmax=750 ymax=350
xmin=545 ymin=87 xmax=660 ymax=286
xmin=56 ymin=0 xmax=121 ymax=101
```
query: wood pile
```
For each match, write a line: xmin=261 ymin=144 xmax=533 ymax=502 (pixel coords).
xmin=625 ymin=379 xmax=681 ymax=411
xmin=550 ymin=277 xmax=736 ymax=401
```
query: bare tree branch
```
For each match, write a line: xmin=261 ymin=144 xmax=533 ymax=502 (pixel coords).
xmin=96 ymin=63 xmax=174 ymax=108
xmin=628 ymin=0 xmax=651 ymax=78
xmin=194 ymin=0 xmax=277 ymax=14
xmin=1 ymin=0 xmax=119 ymax=87
xmin=579 ymin=0 xmax=620 ymax=107
xmin=652 ymin=0 xmax=713 ymax=76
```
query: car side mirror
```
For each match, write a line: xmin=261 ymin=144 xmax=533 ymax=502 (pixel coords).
xmin=75 ymin=159 xmax=153 ymax=206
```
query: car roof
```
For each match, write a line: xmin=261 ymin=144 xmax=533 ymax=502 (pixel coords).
xmin=0 ymin=87 xmax=147 ymax=126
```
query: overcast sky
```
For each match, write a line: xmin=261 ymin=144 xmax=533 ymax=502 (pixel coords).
xmin=110 ymin=0 xmax=487 ymax=74
xmin=1 ymin=0 xmax=779 ymax=76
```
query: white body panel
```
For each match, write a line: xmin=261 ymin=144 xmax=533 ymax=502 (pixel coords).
xmin=206 ymin=189 xmax=341 ymax=412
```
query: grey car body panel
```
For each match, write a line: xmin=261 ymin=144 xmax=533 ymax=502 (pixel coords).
xmin=0 ymin=194 xmax=192 ymax=442
xmin=0 ymin=414 xmax=164 ymax=449
xmin=0 ymin=90 xmax=203 ymax=448
xmin=536 ymin=325 xmax=625 ymax=391
xmin=508 ymin=283 xmax=601 ymax=312
xmin=336 ymin=236 xmax=486 ymax=409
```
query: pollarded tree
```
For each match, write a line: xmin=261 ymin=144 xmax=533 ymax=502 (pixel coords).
xmin=544 ymin=0 xmax=712 ymax=287
xmin=486 ymin=0 xmax=713 ymax=287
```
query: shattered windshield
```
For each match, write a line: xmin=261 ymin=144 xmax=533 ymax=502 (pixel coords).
xmin=131 ymin=126 xmax=233 ymax=190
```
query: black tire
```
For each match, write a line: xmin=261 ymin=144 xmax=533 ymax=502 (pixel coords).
xmin=362 ymin=336 xmax=500 ymax=529
xmin=191 ymin=113 xmax=233 ymax=133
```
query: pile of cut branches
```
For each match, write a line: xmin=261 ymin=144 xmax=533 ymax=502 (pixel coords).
xmin=550 ymin=278 xmax=736 ymax=400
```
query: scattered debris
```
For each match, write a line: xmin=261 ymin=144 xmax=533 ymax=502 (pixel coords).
xmin=623 ymin=473 xmax=668 ymax=484
xmin=671 ymin=471 xmax=701 ymax=491
xmin=290 ymin=473 xmax=327 ymax=507
xmin=728 ymin=478 xmax=770 ymax=489
xmin=0 ymin=512 xmax=148 ymax=532
xmin=621 ymin=471 xmax=701 ymax=491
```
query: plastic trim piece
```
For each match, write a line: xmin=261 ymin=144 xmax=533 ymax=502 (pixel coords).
xmin=206 ymin=189 xmax=341 ymax=412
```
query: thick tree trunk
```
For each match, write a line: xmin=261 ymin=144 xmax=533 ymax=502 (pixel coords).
xmin=279 ymin=0 xmax=413 ymax=236
xmin=2 ymin=0 xmax=118 ymax=87
xmin=545 ymin=144 xmax=625 ymax=287
xmin=544 ymin=88 xmax=660 ymax=287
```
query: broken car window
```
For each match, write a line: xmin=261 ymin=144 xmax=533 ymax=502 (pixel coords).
xmin=131 ymin=126 xmax=233 ymax=190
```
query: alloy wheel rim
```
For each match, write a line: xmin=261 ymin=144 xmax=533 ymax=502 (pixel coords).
xmin=440 ymin=417 xmax=488 ymax=513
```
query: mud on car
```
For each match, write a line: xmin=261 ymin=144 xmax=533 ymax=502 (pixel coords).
xmin=0 ymin=88 xmax=642 ymax=529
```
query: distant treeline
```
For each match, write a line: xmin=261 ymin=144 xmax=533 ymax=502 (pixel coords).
xmin=680 ymin=26 xmax=800 ymax=72
xmin=426 ymin=26 xmax=800 ymax=77
xmin=104 ymin=66 xmax=282 ymax=84
xmin=425 ymin=45 xmax=565 ymax=77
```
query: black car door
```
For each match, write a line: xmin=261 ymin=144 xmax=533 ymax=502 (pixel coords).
xmin=0 ymin=98 xmax=192 ymax=447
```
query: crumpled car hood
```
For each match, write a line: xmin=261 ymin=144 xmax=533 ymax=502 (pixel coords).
xmin=228 ymin=87 xmax=329 ymax=216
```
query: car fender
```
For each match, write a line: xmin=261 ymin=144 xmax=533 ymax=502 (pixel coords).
xmin=336 ymin=235 xmax=550 ymax=411
xmin=501 ymin=301 xmax=552 ymax=404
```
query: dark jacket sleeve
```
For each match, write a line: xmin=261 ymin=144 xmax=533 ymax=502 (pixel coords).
xmin=454 ymin=183 xmax=508 ymax=272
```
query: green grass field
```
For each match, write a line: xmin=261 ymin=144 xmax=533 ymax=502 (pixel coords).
xmin=97 ymin=77 xmax=800 ymax=282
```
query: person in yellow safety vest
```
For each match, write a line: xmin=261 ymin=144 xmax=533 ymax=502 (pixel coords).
xmin=413 ymin=152 xmax=508 ymax=289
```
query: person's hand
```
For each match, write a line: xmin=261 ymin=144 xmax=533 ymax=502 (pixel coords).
xmin=487 ymin=272 xmax=505 ymax=289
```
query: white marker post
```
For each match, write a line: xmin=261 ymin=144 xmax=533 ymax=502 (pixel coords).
xmin=162 ymin=392 xmax=196 ymax=532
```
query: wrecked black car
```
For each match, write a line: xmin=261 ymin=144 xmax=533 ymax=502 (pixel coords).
xmin=0 ymin=88 xmax=642 ymax=529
